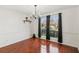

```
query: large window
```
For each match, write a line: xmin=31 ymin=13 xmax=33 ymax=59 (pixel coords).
xmin=50 ymin=14 xmax=59 ymax=42
xmin=38 ymin=13 xmax=62 ymax=43
xmin=41 ymin=16 xmax=46 ymax=39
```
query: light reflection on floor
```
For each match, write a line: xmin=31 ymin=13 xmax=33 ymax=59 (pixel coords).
xmin=40 ymin=45 xmax=47 ymax=53
xmin=40 ymin=44 xmax=59 ymax=53
xmin=49 ymin=44 xmax=59 ymax=53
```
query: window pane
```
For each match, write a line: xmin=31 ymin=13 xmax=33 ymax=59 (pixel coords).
xmin=41 ymin=16 xmax=46 ymax=39
xmin=50 ymin=14 xmax=59 ymax=42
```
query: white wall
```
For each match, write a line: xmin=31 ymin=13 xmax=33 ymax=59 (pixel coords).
xmin=33 ymin=6 xmax=79 ymax=48
xmin=62 ymin=7 xmax=79 ymax=48
xmin=0 ymin=8 xmax=31 ymax=47
xmin=32 ymin=19 xmax=38 ymax=37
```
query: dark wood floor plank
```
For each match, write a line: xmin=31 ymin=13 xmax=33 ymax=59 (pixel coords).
xmin=0 ymin=38 xmax=78 ymax=53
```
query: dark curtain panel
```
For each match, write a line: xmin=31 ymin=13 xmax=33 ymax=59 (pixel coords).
xmin=46 ymin=15 xmax=50 ymax=40
xmin=38 ymin=17 xmax=41 ymax=38
xmin=58 ymin=13 xmax=63 ymax=43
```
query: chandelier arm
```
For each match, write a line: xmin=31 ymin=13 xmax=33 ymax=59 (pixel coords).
xmin=35 ymin=5 xmax=37 ymax=16
xmin=34 ymin=5 xmax=38 ymax=19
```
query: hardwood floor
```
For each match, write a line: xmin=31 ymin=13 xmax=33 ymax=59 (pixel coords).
xmin=0 ymin=38 xmax=78 ymax=53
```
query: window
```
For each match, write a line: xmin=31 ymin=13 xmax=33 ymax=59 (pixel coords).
xmin=38 ymin=13 xmax=62 ymax=43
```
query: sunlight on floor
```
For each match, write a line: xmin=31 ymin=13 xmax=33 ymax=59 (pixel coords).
xmin=40 ymin=44 xmax=59 ymax=53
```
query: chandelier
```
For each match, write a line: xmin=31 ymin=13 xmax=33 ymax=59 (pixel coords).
xmin=32 ymin=5 xmax=38 ymax=19
xmin=23 ymin=5 xmax=39 ymax=23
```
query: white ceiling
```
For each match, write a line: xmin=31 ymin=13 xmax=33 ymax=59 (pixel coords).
xmin=0 ymin=5 xmax=78 ymax=16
